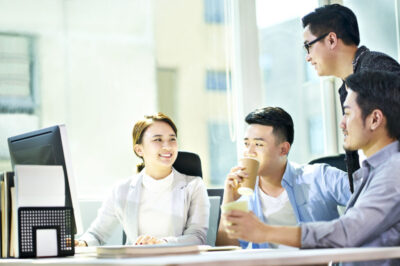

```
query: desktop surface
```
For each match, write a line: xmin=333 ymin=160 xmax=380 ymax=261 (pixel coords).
xmin=1 ymin=246 xmax=400 ymax=265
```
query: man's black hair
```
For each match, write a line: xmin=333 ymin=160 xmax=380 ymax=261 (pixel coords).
xmin=245 ymin=107 xmax=294 ymax=145
xmin=345 ymin=71 xmax=400 ymax=140
xmin=302 ymin=4 xmax=360 ymax=46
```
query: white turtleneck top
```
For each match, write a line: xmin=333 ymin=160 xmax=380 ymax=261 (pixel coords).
xmin=138 ymin=171 xmax=175 ymax=238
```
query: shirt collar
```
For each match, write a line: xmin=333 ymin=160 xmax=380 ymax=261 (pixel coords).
xmin=142 ymin=168 xmax=174 ymax=191
xmin=281 ymin=161 xmax=294 ymax=187
xmin=363 ymin=140 xmax=400 ymax=169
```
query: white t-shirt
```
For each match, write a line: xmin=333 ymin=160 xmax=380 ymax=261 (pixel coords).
xmin=258 ymin=186 xmax=297 ymax=249
xmin=138 ymin=172 xmax=175 ymax=238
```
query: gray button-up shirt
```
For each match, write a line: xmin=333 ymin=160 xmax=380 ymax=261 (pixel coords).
xmin=301 ymin=141 xmax=400 ymax=265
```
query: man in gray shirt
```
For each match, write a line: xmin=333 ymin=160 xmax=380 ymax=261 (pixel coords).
xmin=223 ymin=71 xmax=400 ymax=265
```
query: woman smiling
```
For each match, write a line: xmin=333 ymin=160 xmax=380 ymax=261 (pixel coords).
xmin=76 ymin=113 xmax=209 ymax=246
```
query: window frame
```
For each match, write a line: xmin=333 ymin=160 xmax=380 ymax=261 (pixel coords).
xmin=0 ymin=32 xmax=38 ymax=114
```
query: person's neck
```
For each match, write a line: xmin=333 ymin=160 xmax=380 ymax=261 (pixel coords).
xmin=258 ymin=160 xmax=287 ymax=198
xmin=145 ymin=166 xmax=172 ymax=180
xmin=335 ymin=45 xmax=358 ymax=80
xmin=363 ymin=134 xmax=397 ymax=158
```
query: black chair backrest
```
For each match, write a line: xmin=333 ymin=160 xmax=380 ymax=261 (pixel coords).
xmin=173 ymin=151 xmax=203 ymax=177
xmin=207 ymin=188 xmax=224 ymax=202
xmin=309 ymin=154 xmax=346 ymax=172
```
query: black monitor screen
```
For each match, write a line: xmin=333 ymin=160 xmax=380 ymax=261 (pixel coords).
xmin=8 ymin=125 xmax=83 ymax=235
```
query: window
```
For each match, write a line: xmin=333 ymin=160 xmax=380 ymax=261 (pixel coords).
xmin=207 ymin=121 xmax=237 ymax=186
xmin=0 ymin=33 xmax=39 ymax=170
xmin=206 ymin=70 xmax=230 ymax=91
xmin=155 ymin=0 xmax=236 ymax=187
xmin=0 ymin=33 xmax=37 ymax=113
xmin=204 ymin=0 xmax=225 ymax=24
xmin=157 ymin=68 xmax=177 ymax=120
xmin=308 ymin=115 xmax=324 ymax=155
xmin=344 ymin=0 xmax=398 ymax=59
xmin=256 ymin=0 xmax=321 ymax=163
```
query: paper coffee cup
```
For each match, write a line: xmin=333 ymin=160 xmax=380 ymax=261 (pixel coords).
xmin=237 ymin=157 xmax=259 ymax=196
xmin=221 ymin=200 xmax=249 ymax=213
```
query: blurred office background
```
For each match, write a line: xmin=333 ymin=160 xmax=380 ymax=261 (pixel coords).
xmin=0 ymin=0 xmax=399 ymax=198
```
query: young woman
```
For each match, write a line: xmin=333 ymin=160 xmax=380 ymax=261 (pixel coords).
xmin=76 ymin=113 xmax=209 ymax=246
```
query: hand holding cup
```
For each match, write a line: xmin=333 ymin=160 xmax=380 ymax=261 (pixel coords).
xmin=224 ymin=166 xmax=248 ymax=202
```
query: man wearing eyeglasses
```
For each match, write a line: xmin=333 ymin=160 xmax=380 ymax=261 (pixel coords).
xmin=302 ymin=4 xmax=400 ymax=193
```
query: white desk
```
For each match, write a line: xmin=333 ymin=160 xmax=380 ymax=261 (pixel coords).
xmin=1 ymin=247 xmax=400 ymax=265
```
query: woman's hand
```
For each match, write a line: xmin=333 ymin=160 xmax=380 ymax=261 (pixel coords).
xmin=134 ymin=235 xmax=166 ymax=245
xmin=223 ymin=166 xmax=247 ymax=203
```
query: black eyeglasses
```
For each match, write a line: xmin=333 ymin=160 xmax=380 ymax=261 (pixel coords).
xmin=304 ymin=33 xmax=329 ymax=54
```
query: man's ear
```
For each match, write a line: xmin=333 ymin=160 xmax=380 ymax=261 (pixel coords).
xmin=134 ymin=144 xmax=143 ymax=157
xmin=369 ymin=109 xmax=384 ymax=131
xmin=327 ymin=32 xmax=338 ymax=49
xmin=280 ymin=142 xmax=291 ymax=156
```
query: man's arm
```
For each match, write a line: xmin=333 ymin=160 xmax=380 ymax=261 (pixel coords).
xmin=224 ymin=210 xmax=301 ymax=248
xmin=215 ymin=166 xmax=246 ymax=247
xmin=216 ymin=182 xmax=241 ymax=246
xmin=224 ymin=159 xmax=400 ymax=249
xmin=216 ymin=218 xmax=240 ymax=246
xmin=302 ymin=164 xmax=400 ymax=248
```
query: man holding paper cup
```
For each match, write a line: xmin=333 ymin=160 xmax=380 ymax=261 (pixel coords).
xmin=217 ymin=107 xmax=351 ymax=249
xmin=222 ymin=71 xmax=400 ymax=266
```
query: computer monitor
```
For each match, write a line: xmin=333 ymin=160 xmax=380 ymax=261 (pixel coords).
xmin=7 ymin=124 xmax=83 ymax=235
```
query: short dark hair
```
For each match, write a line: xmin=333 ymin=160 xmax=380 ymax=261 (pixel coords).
xmin=345 ymin=71 xmax=400 ymax=140
xmin=302 ymin=4 xmax=360 ymax=46
xmin=245 ymin=107 xmax=294 ymax=145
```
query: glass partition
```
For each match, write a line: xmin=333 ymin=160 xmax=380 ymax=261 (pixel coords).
xmin=344 ymin=0 xmax=398 ymax=59
xmin=255 ymin=0 xmax=321 ymax=163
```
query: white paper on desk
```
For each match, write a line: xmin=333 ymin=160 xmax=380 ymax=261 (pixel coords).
xmin=15 ymin=165 xmax=65 ymax=207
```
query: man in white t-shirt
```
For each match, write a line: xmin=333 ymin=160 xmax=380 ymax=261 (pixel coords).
xmin=216 ymin=107 xmax=351 ymax=249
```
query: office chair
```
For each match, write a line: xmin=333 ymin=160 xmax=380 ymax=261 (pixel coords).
xmin=206 ymin=188 xmax=224 ymax=232
xmin=309 ymin=154 xmax=347 ymax=172
xmin=207 ymin=196 xmax=221 ymax=246
xmin=173 ymin=151 xmax=203 ymax=177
